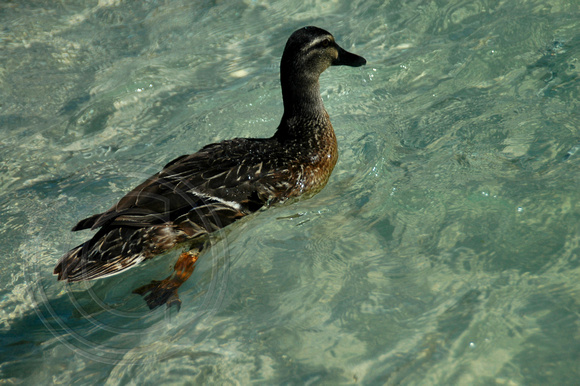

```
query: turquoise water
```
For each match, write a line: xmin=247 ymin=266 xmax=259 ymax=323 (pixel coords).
xmin=1 ymin=0 xmax=579 ymax=384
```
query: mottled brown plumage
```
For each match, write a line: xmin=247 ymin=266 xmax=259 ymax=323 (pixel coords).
xmin=54 ymin=26 xmax=366 ymax=309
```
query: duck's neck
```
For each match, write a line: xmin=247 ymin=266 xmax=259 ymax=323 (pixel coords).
xmin=274 ymin=69 xmax=330 ymax=141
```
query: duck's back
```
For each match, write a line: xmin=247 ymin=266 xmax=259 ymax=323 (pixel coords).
xmin=74 ymin=137 xmax=295 ymax=232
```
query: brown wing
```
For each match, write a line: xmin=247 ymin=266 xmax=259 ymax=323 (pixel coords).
xmin=55 ymin=137 xmax=299 ymax=282
xmin=72 ymin=137 xmax=296 ymax=233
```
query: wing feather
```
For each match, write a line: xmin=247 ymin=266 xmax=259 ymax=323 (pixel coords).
xmin=72 ymin=137 xmax=295 ymax=232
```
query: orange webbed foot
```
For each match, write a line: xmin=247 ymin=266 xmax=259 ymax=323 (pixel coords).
xmin=133 ymin=249 xmax=200 ymax=310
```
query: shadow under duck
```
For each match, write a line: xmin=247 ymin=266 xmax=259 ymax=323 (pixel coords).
xmin=54 ymin=26 xmax=366 ymax=309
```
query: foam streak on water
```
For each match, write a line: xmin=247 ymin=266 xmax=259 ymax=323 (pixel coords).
xmin=1 ymin=0 xmax=579 ymax=384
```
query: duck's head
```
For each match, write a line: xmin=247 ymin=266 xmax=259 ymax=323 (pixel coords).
xmin=281 ymin=26 xmax=366 ymax=81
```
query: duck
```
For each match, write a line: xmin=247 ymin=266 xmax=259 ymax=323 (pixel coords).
xmin=54 ymin=26 xmax=366 ymax=309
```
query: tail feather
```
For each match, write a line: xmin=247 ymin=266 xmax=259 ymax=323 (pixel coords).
xmin=54 ymin=243 xmax=147 ymax=282
xmin=54 ymin=226 xmax=184 ymax=282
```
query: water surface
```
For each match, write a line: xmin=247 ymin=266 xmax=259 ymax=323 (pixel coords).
xmin=1 ymin=0 xmax=579 ymax=384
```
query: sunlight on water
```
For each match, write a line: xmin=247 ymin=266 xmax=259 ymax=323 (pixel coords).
xmin=1 ymin=0 xmax=579 ymax=384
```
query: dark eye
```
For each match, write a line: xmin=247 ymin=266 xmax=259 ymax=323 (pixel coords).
xmin=321 ymin=39 xmax=331 ymax=48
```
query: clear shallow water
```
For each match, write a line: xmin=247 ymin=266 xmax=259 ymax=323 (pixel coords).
xmin=1 ymin=0 xmax=579 ymax=384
